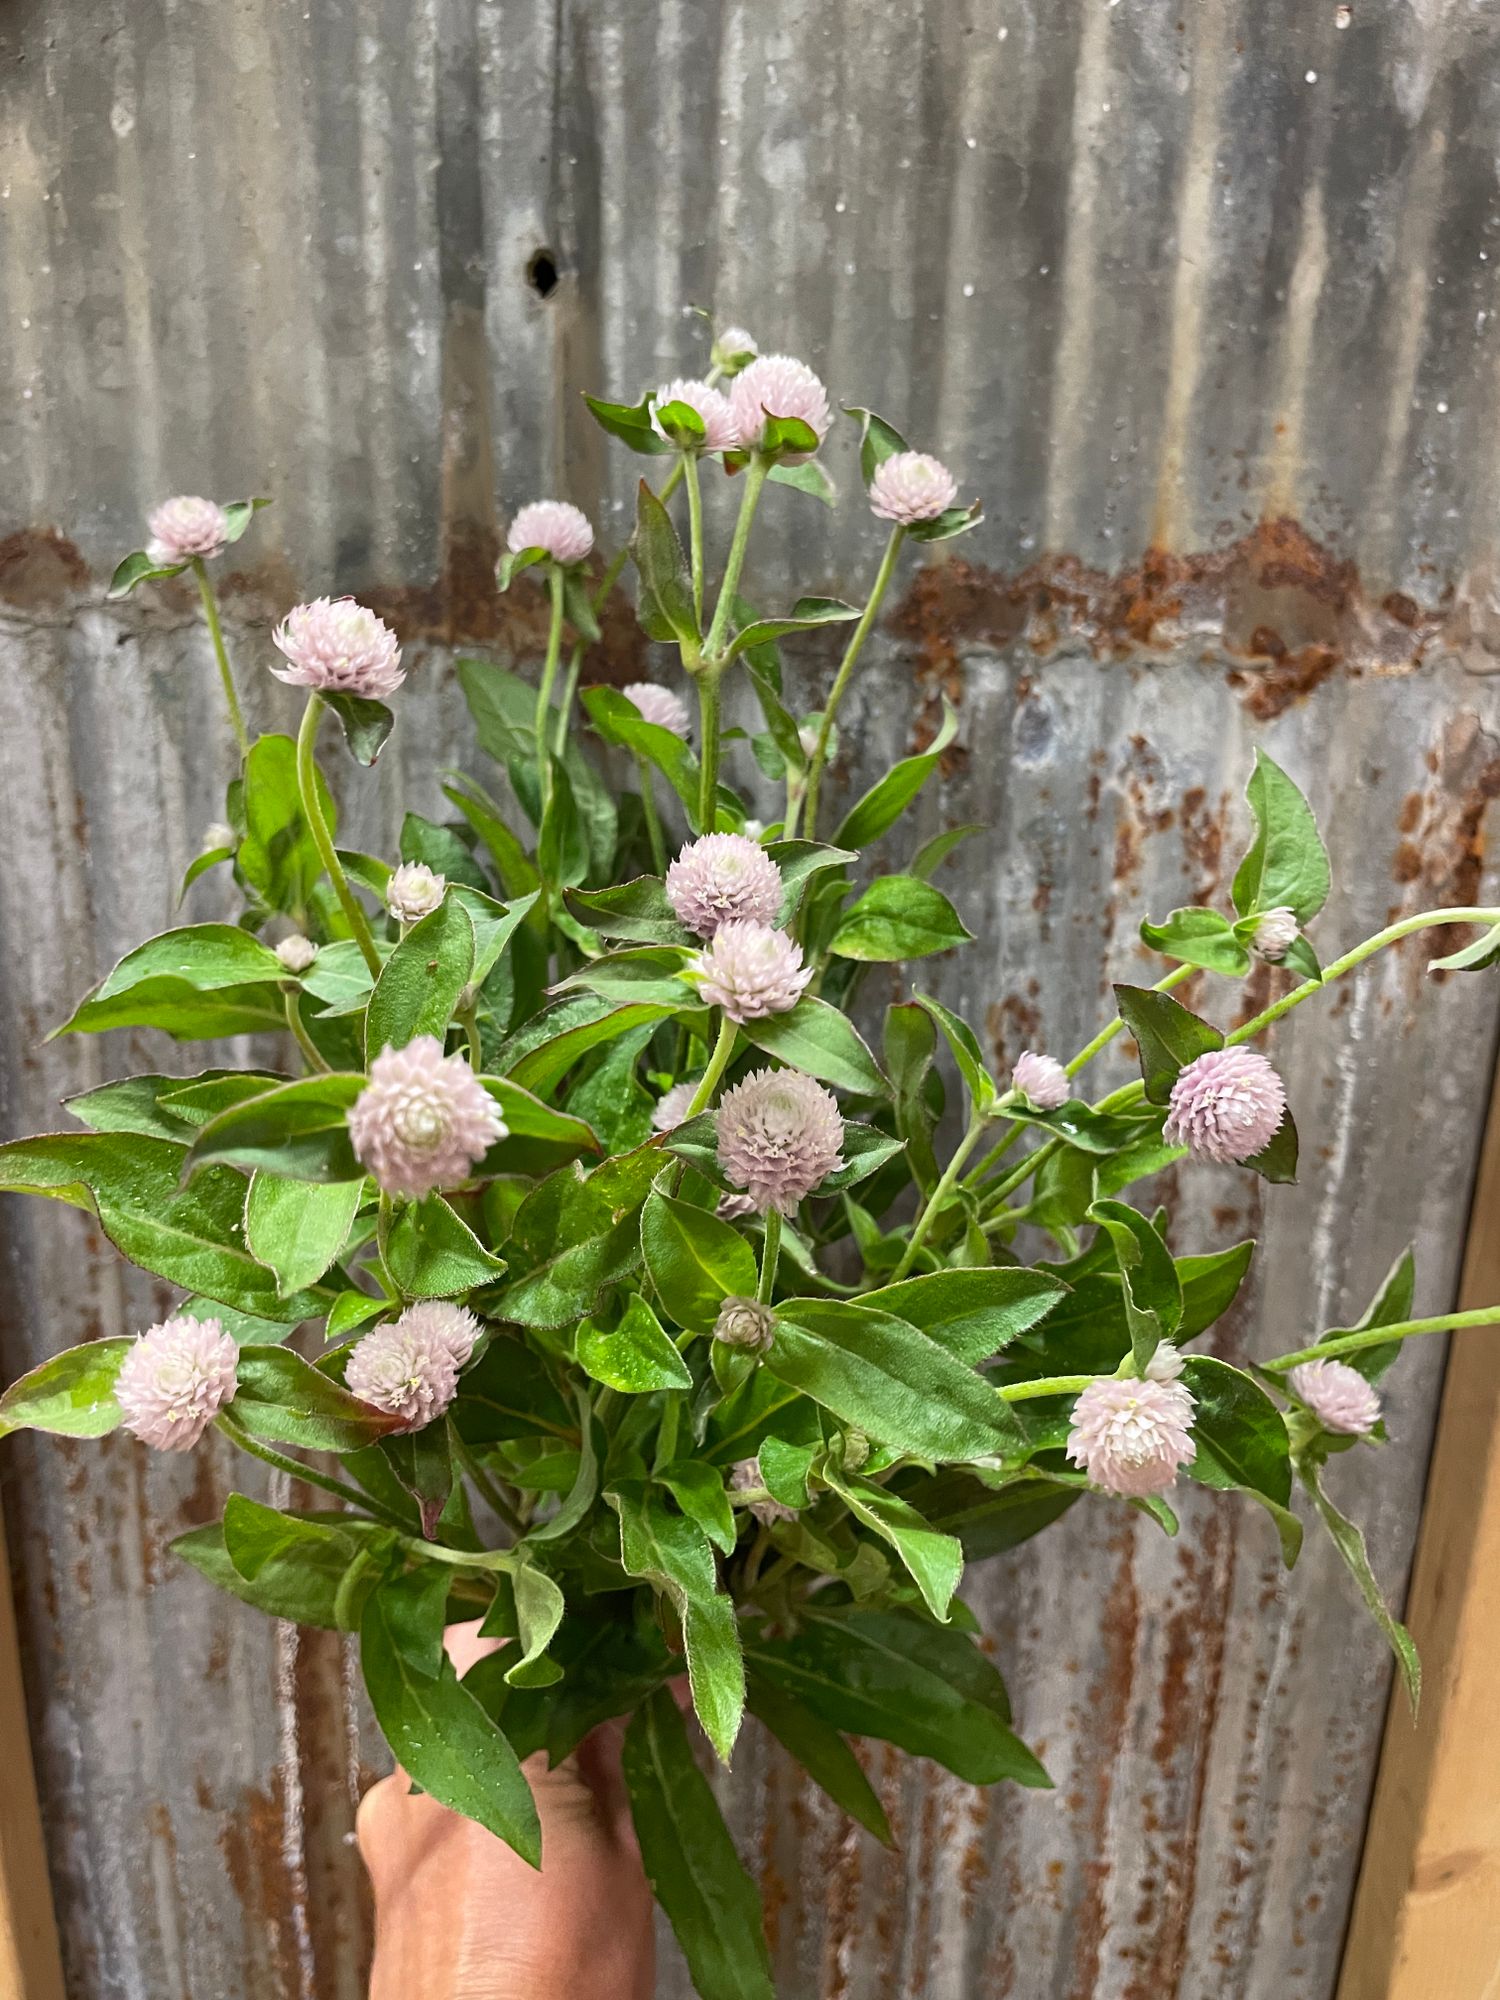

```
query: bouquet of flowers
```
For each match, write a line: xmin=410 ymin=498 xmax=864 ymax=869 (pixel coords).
xmin=3 ymin=323 xmax=1496 ymax=2000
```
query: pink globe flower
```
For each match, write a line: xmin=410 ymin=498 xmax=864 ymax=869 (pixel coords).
xmin=714 ymin=1297 xmax=776 ymax=1352
xmin=1287 ymin=1358 xmax=1381 ymax=1437
xmin=387 ymin=1299 xmax=481 ymax=1372
xmin=507 ymin=500 xmax=594 ymax=566
xmin=652 ymin=379 xmax=740 ymax=453
xmin=1253 ymin=906 xmax=1300 ymax=962
xmin=1144 ymin=1341 xmax=1187 ymax=1383
xmin=730 ymin=1456 xmax=797 ymax=1526
xmin=1164 ymin=1046 xmax=1287 ymax=1165
xmin=147 ymin=495 xmax=231 ymax=565
xmin=1065 ymin=1377 xmax=1197 ymax=1497
xmin=665 ymin=832 xmax=784 ymax=937
xmin=728 ymin=355 xmax=832 ymax=459
xmin=711 ymin=325 xmax=759 ymax=374
xmin=689 ymin=921 xmax=812 ymax=1024
xmin=717 ymin=1066 xmax=844 ymax=1215
xmin=274 ymin=934 xmax=318 ymax=974
xmin=621 ymin=681 xmax=692 ymax=739
xmin=348 ymin=1036 xmax=506 ymax=1200
xmin=272 ymin=597 xmax=405 ymax=699
xmin=346 ymin=1306 xmax=465 ymax=1429
xmin=1013 ymin=1050 xmax=1069 ymax=1111
xmin=868 ymin=452 xmax=959 ymax=526
xmin=385 ymin=861 xmax=446 ymax=924
xmin=717 ymin=1190 xmax=759 ymax=1221
xmin=652 ymin=1079 xmax=700 ymax=1133
xmin=115 ymin=1314 xmax=239 ymax=1452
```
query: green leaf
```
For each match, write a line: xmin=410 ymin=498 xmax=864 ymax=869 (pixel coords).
xmin=1429 ymin=921 xmax=1500 ymax=973
xmin=526 ymin=1384 xmax=600 ymax=1544
xmin=1087 ymin=1199 xmax=1183 ymax=1373
xmin=173 ymin=1510 xmax=392 ymax=1629
xmin=1177 ymin=1239 xmax=1255 ymax=1339
xmin=886 ymin=1001 xmax=940 ymax=1191
xmin=320 ymin=691 xmax=395 ymax=767
xmin=325 ymin=1289 xmax=387 ymax=1341
xmin=653 ymin=396 xmax=708 ymax=449
xmin=828 ymin=877 xmax=971 ymax=961
xmin=366 ymin=895 xmax=476 ymax=1055
xmin=656 ymin=1459 xmax=737 ymax=1555
xmin=499 ymin=995 xmax=678 ymax=1097
xmin=1182 ymin=1356 xmax=1298 ymax=1565
xmin=0 ymin=1340 xmax=130 ymax=1439
xmin=806 ymin=1123 xmax=904 ymax=1195
xmin=220 ymin=496 xmax=272 ymax=543
xmin=361 ymin=1581 xmax=542 ymax=1865
xmin=231 ymin=1346 xmax=402 ymax=1452
xmin=909 ymin=822 xmax=983 ymax=882
xmin=755 ymin=1434 xmax=818 ymax=1509
xmin=236 ymin=732 xmax=336 ymax=919
xmin=913 ymin=992 xmax=995 ymax=1115
xmin=442 ymin=774 xmax=541 ymax=900
xmin=823 ymin=1469 xmax=964 ymax=1621
xmin=54 ymin=924 xmax=287 ymax=1040
xmin=763 ymin=840 xmax=857 ymax=920
xmin=400 ymin=811 xmax=492 ymax=893
xmin=64 ymin=1071 xmax=243 ymax=1142
xmin=723 ymin=596 xmax=860 ymax=661
xmin=503 ymin=1561 xmax=566 ymax=1687
xmin=747 ymin=1605 xmax=1049 ymax=1788
xmin=491 ymin=1166 xmax=641 ymax=1329
xmin=1330 ymin=1247 xmax=1417 ymax=1383
xmin=185 ymin=1074 xmax=365 ymax=1181
xmin=1112 ymin=985 xmax=1224 ymax=1104
xmin=608 ymin=1483 xmax=744 ymax=1762
xmin=631 ymin=480 xmax=699 ymax=649
xmin=639 ymin=1189 xmax=758 ymax=1333
xmin=768 ymin=1299 xmax=1022 ymax=1462
xmin=245 ymin=1173 xmax=363 ymax=1296
xmin=567 ymin=876 xmax=694 ymax=948
xmin=857 ymin=1267 xmax=1066 ymax=1366
xmin=844 ymin=405 xmax=909 ymax=485
xmin=1300 ymin=1460 xmax=1419 ymax=1709
xmin=1230 ymin=750 xmax=1331 ymax=925
xmin=904 ymin=1470 xmax=1080 ymax=1561
xmin=834 ymin=700 xmax=959 ymax=850
xmin=1139 ymin=907 xmax=1252 ymax=977
xmin=1245 ymin=1106 xmax=1299 ymax=1184
xmin=906 ymin=500 xmax=984 ymax=544
xmin=622 ymin=1689 xmax=774 ymax=2000
xmin=1004 ymin=1099 xmax=1164 ymax=1156
xmin=745 ymin=1674 xmax=892 ymax=1845
xmin=386 ymin=1195 xmax=505 ymax=1297
xmin=577 ymin=1294 xmax=692 ymax=1393
xmin=582 ymin=391 xmax=673 ymax=456
xmin=741 ymin=995 xmax=888 ymax=1098
xmin=767 ymin=460 xmax=837 ymax=506
xmin=108 ymin=549 xmax=188 ymax=597
xmin=758 ymin=412 xmax=820 ymax=460
xmin=582 ymin=688 xmax=701 ymax=818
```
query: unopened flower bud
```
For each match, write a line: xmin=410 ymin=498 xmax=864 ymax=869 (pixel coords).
xmin=275 ymin=934 xmax=318 ymax=974
xmin=1287 ymin=1358 xmax=1381 ymax=1437
xmin=730 ymin=1455 xmax=797 ymax=1526
xmin=1252 ymin=906 xmax=1300 ymax=962
xmin=385 ymin=861 xmax=446 ymax=925
xmin=1012 ymin=1050 xmax=1069 ymax=1111
xmin=202 ymin=821 xmax=236 ymax=853
xmin=713 ymin=1296 xmax=775 ymax=1352
xmin=621 ymin=681 xmax=692 ymax=739
xmin=711 ymin=325 xmax=759 ymax=375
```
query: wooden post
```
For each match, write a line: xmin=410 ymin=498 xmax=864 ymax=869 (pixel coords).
xmin=0 ymin=1505 xmax=66 ymax=2000
xmin=1338 ymin=1059 xmax=1500 ymax=1996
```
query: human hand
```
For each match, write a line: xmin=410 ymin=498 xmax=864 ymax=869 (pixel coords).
xmin=356 ymin=1622 xmax=655 ymax=2000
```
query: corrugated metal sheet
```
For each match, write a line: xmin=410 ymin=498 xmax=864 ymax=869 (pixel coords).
xmin=3 ymin=2 xmax=1500 ymax=1995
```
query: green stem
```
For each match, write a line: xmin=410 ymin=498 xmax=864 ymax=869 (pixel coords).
xmin=534 ymin=563 xmax=567 ymax=819
xmin=295 ymin=694 xmax=382 ymax=977
xmin=217 ymin=1415 xmax=410 ymax=1530
xmin=703 ymin=454 xmax=770 ymax=662
xmin=979 ymin=1136 xmax=1061 ymax=1219
xmin=191 ymin=557 xmax=250 ymax=758
xmin=458 ymin=1000 xmax=483 ymax=1071
xmin=283 ymin=987 xmax=331 ymax=1072
xmin=376 ymin=1192 xmax=399 ymax=1297
xmin=997 ymin=1372 xmax=1097 ymax=1404
xmin=636 ymin=750 xmax=668 ymax=873
xmin=889 ymin=1115 xmax=985 ymax=1283
xmin=684 ymin=450 xmax=706 ymax=629
xmin=1064 ymin=961 xmax=1198 ymax=1078
xmin=1266 ymin=1307 xmax=1500 ymax=1373
xmin=696 ymin=665 xmax=723 ymax=834
xmin=450 ymin=1432 xmax=527 ymax=1535
xmin=757 ymin=1210 xmax=783 ymax=1304
xmin=555 ymin=641 xmax=584 ymax=759
xmin=799 ymin=525 xmax=905 ymax=842
xmin=687 ymin=1013 xmax=740 ymax=1117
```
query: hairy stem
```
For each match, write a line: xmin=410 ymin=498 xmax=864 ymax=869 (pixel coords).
xmin=695 ymin=665 xmax=723 ymax=834
xmin=703 ymin=454 xmax=770 ymax=663
xmin=889 ymin=1114 xmax=985 ymax=1283
xmin=1266 ymin=1306 xmax=1500 ymax=1372
xmin=636 ymin=750 xmax=668 ymax=873
xmin=687 ymin=1012 xmax=739 ymax=1117
xmin=283 ymin=987 xmax=331 ymax=1072
xmin=295 ymin=694 xmax=382 ymax=976
xmin=757 ymin=1209 xmax=783 ymax=1304
xmin=451 ymin=1432 xmax=527 ymax=1535
xmin=217 ymin=1414 xmax=410 ymax=1530
xmin=798 ymin=524 xmax=905 ymax=842
xmin=684 ymin=450 xmax=706 ymax=629
xmin=191 ymin=557 xmax=250 ymax=759
xmin=997 ymin=1373 xmax=1096 ymax=1404
xmin=1064 ymin=960 xmax=1198 ymax=1077
xmin=534 ymin=563 xmax=567 ymax=820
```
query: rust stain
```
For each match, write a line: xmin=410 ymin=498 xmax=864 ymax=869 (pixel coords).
xmin=1064 ymin=1524 xmax=1139 ymax=1998
xmin=0 ymin=527 xmax=90 ymax=607
xmin=218 ymin=1772 xmax=305 ymax=1998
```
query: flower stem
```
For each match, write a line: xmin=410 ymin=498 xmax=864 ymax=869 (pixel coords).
xmin=757 ymin=1210 xmax=783 ymax=1304
xmin=295 ymin=694 xmax=382 ymax=977
xmin=687 ymin=1012 xmax=739 ymax=1116
xmin=534 ymin=562 xmax=567 ymax=820
xmin=191 ymin=557 xmax=250 ymax=759
xmin=799 ymin=524 xmax=905 ymax=842
xmin=978 ymin=1136 xmax=1062 ymax=1219
xmin=997 ymin=1372 xmax=1097 ymax=1404
xmin=1265 ymin=1307 xmax=1500 ymax=1372
xmin=216 ymin=1414 xmax=411 ymax=1530
xmin=283 ymin=987 xmax=331 ymax=1072
xmin=684 ymin=450 xmax=706 ymax=630
xmin=555 ymin=641 xmax=584 ymax=759
xmin=450 ymin=1431 xmax=527 ymax=1535
xmin=458 ymin=999 xmax=483 ymax=1071
xmin=703 ymin=455 xmax=770 ymax=663
xmin=636 ymin=750 xmax=668 ymax=873
xmin=1063 ymin=960 xmax=1198 ymax=1078
xmin=889 ymin=1114 xmax=985 ymax=1283
xmin=696 ymin=665 xmax=723 ymax=834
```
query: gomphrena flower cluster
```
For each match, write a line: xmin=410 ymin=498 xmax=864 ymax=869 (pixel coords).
xmin=15 ymin=316 xmax=1497 ymax=1996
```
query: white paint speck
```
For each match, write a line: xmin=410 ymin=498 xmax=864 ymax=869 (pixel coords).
xmin=834 ymin=198 xmax=846 ymax=213
xmin=997 ymin=25 xmax=1008 ymax=38
xmin=965 ymin=136 xmax=977 ymax=149
xmin=1437 ymin=400 xmax=1449 ymax=413
xmin=963 ymin=283 xmax=975 ymax=298
xmin=1335 ymin=4 xmax=1352 ymax=24
xmin=1305 ymin=69 xmax=1318 ymax=82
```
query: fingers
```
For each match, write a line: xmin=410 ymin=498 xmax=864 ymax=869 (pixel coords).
xmin=442 ymin=1616 xmax=504 ymax=1678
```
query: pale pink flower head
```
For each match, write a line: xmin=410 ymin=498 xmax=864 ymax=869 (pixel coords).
xmin=1065 ymin=1377 xmax=1197 ymax=1497
xmin=345 ymin=1308 xmax=461 ymax=1430
xmin=1287 ymin=1358 xmax=1381 ymax=1437
xmin=1252 ymin=906 xmax=1300 ymax=962
xmin=1013 ymin=1050 xmax=1069 ymax=1111
xmin=391 ymin=1299 xmax=481 ymax=1372
xmin=665 ymin=832 xmax=784 ymax=937
xmin=717 ymin=1190 xmax=759 ymax=1221
xmin=271 ymin=597 xmax=405 ymax=698
xmin=652 ymin=1079 xmax=700 ymax=1133
xmin=146 ymin=495 xmax=230 ymax=565
xmin=115 ymin=1314 xmax=239 ymax=1452
xmin=717 ymin=1065 xmax=844 ymax=1215
xmin=730 ymin=1456 xmax=797 ymax=1526
xmin=348 ymin=1035 xmax=506 ymax=1200
xmin=621 ymin=681 xmax=692 ymax=739
xmin=1144 ymin=1341 xmax=1187 ymax=1383
xmin=274 ymin=933 xmax=318 ymax=974
xmin=869 ymin=452 xmax=959 ymax=526
xmin=385 ymin=861 xmax=446 ymax=925
xmin=1164 ymin=1046 xmax=1287 ymax=1165
xmin=506 ymin=500 xmax=594 ymax=566
xmin=688 ymin=921 xmax=812 ymax=1024
xmin=652 ymin=379 xmax=740 ymax=453
xmin=711 ymin=325 xmax=759 ymax=375
xmin=714 ymin=1297 xmax=776 ymax=1353
xmin=728 ymin=354 xmax=832 ymax=459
